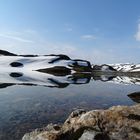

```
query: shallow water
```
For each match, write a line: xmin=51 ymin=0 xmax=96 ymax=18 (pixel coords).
xmin=0 ymin=74 xmax=140 ymax=140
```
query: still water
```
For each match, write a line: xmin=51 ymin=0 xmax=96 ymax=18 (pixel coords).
xmin=0 ymin=74 xmax=140 ymax=140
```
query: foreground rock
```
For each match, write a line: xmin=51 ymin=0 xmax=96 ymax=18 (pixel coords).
xmin=22 ymin=104 xmax=140 ymax=140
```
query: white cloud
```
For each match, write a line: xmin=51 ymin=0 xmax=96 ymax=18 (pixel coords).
xmin=81 ymin=35 xmax=97 ymax=40
xmin=0 ymin=30 xmax=134 ymax=64
xmin=0 ymin=30 xmax=77 ymax=57
xmin=0 ymin=33 xmax=34 ymax=43
xmin=135 ymin=22 xmax=140 ymax=41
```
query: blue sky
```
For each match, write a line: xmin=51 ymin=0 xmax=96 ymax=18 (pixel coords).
xmin=0 ymin=0 xmax=140 ymax=64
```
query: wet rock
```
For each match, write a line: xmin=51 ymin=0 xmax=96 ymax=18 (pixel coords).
xmin=22 ymin=104 xmax=140 ymax=140
xmin=10 ymin=62 xmax=23 ymax=67
xmin=128 ymin=92 xmax=140 ymax=103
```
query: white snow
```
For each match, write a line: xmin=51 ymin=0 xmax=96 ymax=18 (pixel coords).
xmin=107 ymin=76 xmax=140 ymax=86
xmin=0 ymin=56 xmax=73 ymax=72
xmin=0 ymin=55 xmax=140 ymax=87
xmin=109 ymin=63 xmax=140 ymax=72
xmin=0 ymin=56 xmax=90 ymax=87
xmin=0 ymin=56 xmax=72 ymax=87
xmin=0 ymin=70 xmax=73 ymax=87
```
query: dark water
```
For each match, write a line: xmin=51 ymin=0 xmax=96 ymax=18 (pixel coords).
xmin=0 ymin=74 xmax=140 ymax=140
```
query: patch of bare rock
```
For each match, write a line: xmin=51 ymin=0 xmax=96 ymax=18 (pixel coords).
xmin=22 ymin=104 xmax=140 ymax=140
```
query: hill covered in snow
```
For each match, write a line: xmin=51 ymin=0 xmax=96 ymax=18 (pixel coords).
xmin=0 ymin=50 xmax=140 ymax=87
xmin=109 ymin=63 xmax=140 ymax=72
xmin=1 ymin=49 xmax=140 ymax=73
xmin=0 ymin=50 xmax=92 ymax=73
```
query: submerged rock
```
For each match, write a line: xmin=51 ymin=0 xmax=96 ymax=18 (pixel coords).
xmin=22 ymin=104 xmax=140 ymax=140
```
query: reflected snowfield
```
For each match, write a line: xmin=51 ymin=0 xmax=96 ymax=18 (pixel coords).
xmin=0 ymin=70 xmax=140 ymax=89
xmin=0 ymin=72 xmax=140 ymax=140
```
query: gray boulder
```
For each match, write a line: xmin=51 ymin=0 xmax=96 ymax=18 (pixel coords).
xmin=22 ymin=104 xmax=140 ymax=140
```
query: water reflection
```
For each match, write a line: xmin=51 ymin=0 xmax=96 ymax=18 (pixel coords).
xmin=0 ymin=71 xmax=140 ymax=140
xmin=0 ymin=71 xmax=140 ymax=89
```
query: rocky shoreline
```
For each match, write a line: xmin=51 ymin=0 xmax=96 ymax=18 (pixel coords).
xmin=22 ymin=104 xmax=140 ymax=140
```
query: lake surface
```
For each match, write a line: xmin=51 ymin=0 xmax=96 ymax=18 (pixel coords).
xmin=0 ymin=74 xmax=140 ymax=140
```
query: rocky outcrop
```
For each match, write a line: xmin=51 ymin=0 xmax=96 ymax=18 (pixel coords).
xmin=37 ymin=66 xmax=71 ymax=76
xmin=0 ymin=50 xmax=17 ymax=56
xmin=92 ymin=65 xmax=102 ymax=71
xmin=22 ymin=104 xmax=140 ymax=140
xmin=38 ymin=59 xmax=92 ymax=74
xmin=92 ymin=64 xmax=116 ymax=72
xmin=48 ymin=54 xmax=70 ymax=63
xmin=69 ymin=59 xmax=92 ymax=72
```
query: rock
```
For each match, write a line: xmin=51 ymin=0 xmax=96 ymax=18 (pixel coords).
xmin=0 ymin=49 xmax=17 ymax=56
xmin=69 ymin=59 xmax=92 ymax=72
xmin=128 ymin=92 xmax=140 ymax=103
xmin=10 ymin=72 xmax=23 ymax=78
xmin=92 ymin=65 xmax=102 ymax=71
xmin=101 ymin=64 xmax=117 ymax=72
xmin=48 ymin=54 xmax=70 ymax=64
xmin=22 ymin=104 xmax=140 ymax=140
xmin=38 ymin=59 xmax=92 ymax=75
xmin=10 ymin=62 xmax=23 ymax=67
xmin=79 ymin=130 xmax=98 ymax=140
xmin=92 ymin=64 xmax=117 ymax=72
xmin=70 ymin=109 xmax=87 ymax=118
xmin=37 ymin=66 xmax=71 ymax=76
xmin=0 ymin=83 xmax=14 ymax=89
xmin=69 ymin=73 xmax=91 ymax=84
xmin=20 ymin=55 xmax=38 ymax=57
xmin=47 ymin=78 xmax=69 ymax=88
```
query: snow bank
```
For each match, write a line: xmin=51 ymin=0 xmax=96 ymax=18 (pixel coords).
xmin=110 ymin=63 xmax=140 ymax=72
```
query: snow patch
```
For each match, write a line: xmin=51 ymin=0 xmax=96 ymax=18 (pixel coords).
xmin=109 ymin=63 xmax=140 ymax=72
